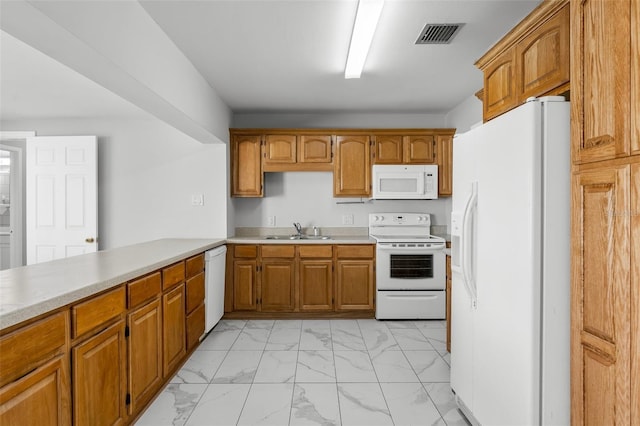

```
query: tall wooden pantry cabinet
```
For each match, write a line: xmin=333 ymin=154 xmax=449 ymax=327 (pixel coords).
xmin=570 ymin=0 xmax=639 ymax=424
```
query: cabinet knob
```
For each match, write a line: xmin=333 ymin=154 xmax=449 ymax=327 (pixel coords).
xmin=85 ymin=237 xmax=95 ymax=243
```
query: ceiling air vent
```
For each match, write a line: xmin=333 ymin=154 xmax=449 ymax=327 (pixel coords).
xmin=415 ymin=23 xmax=464 ymax=44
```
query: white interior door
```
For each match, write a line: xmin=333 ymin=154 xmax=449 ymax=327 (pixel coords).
xmin=26 ymin=136 xmax=97 ymax=264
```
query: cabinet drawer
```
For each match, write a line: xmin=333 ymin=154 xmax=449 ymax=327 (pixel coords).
xmin=335 ymin=245 xmax=374 ymax=259
xmin=0 ymin=311 xmax=68 ymax=387
xmin=298 ymin=245 xmax=333 ymax=258
xmin=261 ymin=245 xmax=295 ymax=258
xmin=186 ymin=253 xmax=205 ymax=279
xmin=72 ymin=286 xmax=126 ymax=339
xmin=185 ymin=272 xmax=205 ymax=314
xmin=162 ymin=262 xmax=185 ymax=290
xmin=128 ymin=272 xmax=161 ymax=308
xmin=235 ymin=245 xmax=258 ymax=258
xmin=186 ymin=303 xmax=205 ymax=351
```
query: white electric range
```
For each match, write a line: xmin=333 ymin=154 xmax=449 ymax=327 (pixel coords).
xmin=369 ymin=213 xmax=446 ymax=319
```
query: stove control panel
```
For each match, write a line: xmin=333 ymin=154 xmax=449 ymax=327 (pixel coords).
xmin=369 ymin=213 xmax=431 ymax=227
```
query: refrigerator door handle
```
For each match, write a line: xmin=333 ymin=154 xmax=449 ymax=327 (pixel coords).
xmin=461 ymin=181 xmax=478 ymax=307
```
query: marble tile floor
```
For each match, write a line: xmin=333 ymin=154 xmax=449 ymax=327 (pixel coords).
xmin=136 ymin=319 xmax=470 ymax=426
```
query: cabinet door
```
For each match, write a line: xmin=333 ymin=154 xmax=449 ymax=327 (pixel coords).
xmin=483 ymin=49 xmax=517 ymax=122
xmin=73 ymin=320 xmax=126 ymax=426
xmin=435 ymin=134 xmax=453 ymax=196
xmin=232 ymin=134 xmax=263 ymax=197
xmin=260 ymin=260 xmax=295 ymax=311
xmin=633 ymin=0 xmax=640 ymax=156
xmin=335 ymin=259 xmax=374 ymax=310
xmin=264 ymin=134 xmax=296 ymax=165
xmin=404 ymin=135 xmax=435 ymax=164
xmin=299 ymin=259 xmax=333 ymax=311
xmin=516 ymin=4 xmax=569 ymax=101
xmin=571 ymin=0 xmax=631 ymax=163
xmin=334 ymin=135 xmax=371 ymax=196
xmin=233 ymin=260 xmax=257 ymax=311
xmin=373 ymin=135 xmax=403 ymax=164
xmin=571 ymin=165 xmax=631 ymax=425
xmin=127 ymin=299 xmax=162 ymax=415
xmin=186 ymin=303 xmax=205 ymax=351
xmin=299 ymin=135 xmax=332 ymax=163
xmin=0 ymin=355 xmax=70 ymax=426
xmin=162 ymin=285 xmax=186 ymax=377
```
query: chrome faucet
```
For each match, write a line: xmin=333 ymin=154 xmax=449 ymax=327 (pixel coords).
xmin=293 ymin=222 xmax=302 ymax=237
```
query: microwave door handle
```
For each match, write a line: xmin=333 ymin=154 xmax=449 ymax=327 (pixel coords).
xmin=417 ymin=173 xmax=425 ymax=195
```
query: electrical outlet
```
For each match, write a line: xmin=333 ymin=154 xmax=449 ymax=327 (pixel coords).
xmin=268 ymin=216 xmax=276 ymax=227
xmin=191 ymin=194 xmax=204 ymax=206
xmin=342 ymin=214 xmax=354 ymax=225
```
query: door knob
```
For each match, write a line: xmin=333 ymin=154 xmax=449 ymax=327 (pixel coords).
xmin=85 ymin=237 xmax=95 ymax=243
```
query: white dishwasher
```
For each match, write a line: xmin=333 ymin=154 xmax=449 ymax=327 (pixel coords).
xmin=204 ymin=245 xmax=227 ymax=333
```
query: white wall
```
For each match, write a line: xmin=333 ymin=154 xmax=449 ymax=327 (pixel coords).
xmin=0 ymin=118 xmax=228 ymax=249
xmin=233 ymin=172 xmax=449 ymax=230
xmin=233 ymin=112 xmax=447 ymax=129
xmin=445 ymin=94 xmax=483 ymax=134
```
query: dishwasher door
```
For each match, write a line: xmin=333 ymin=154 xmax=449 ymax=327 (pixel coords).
xmin=204 ymin=245 xmax=227 ymax=333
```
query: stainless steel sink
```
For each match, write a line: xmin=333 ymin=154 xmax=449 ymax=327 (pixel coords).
xmin=264 ymin=235 xmax=331 ymax=240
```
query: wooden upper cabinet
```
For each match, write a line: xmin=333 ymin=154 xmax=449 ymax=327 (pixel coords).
xmin=373 ymin=134 xmax=436 ymax=164
xmin=404 ymin=135 xmax=435 ymax=164
xmin=299 ymin=135 xmax=332 ymax=163
xmin=571 ymin=0 xmax=631 ymax=163
xmin=477 ymin=0 xmax=570 ymax=122
xmin=373 ymin=135 xmax=403 ymax=164
xmin=436 ymin=134 xmax=453 ymax=196
xmin=261 ymin=133 xmax=333 ymax=171
xmin=231 ymin=134 xmax=263 ymax=197
xmin=516 ymin=4 xmax=569 ymax=100
xmin=482 ymin=49 xmax=518 ymax=121
xmin=264 ymin=134 xmax=296 ymax=165
xmin=334 ymin=135 xmax=371 ymax=197
xmin=571 ymin=165 xmax=631 ymax=425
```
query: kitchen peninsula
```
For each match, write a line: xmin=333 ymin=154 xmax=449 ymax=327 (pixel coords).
xmin=0 ymin=238 xmax=224 ymax=425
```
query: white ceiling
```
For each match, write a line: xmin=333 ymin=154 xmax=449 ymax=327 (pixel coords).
xmin=1 ymin=0 xmax=541 ymax=120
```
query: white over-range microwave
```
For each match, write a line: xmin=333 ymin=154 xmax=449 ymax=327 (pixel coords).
xmin=372 ymin=164 xmax=438 ymax=200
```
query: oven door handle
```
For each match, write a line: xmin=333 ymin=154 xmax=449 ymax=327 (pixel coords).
xmin=376 ymin=244 xmax=445 ymax=251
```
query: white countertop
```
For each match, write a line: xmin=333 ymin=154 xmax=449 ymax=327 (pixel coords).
xmin=0 ymin=238 xmax=225 ymax=331
xmin=226 ymin=236 xmax=376 ymax=244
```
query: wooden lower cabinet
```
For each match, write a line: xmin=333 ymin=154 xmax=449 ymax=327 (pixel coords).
xmin=571 ymin=164 xmax=631 ymax=424
xmin=227 ymin=244 xmax=374 ymax=314
xmin=186 ymin=303 xmax=206 ymax=350
xmin=233 ymin=260 xmax=258 ymax=311
xmin=72 ymin=320 xmax=127 ymax=426
xmin=299 ymin=259 xmax=333 ymax=311
xmin=127 ymin=298 xmax=162 ymax=415
xmin=335 ymin=259 xmax=374 ymax=311
xmin=0 ymin=355 xmax=70 ymax=426
xmin=162 ymin=285 xmax=186 ymax=377
xmin=260 ymin=259 xmax=295 ymax=311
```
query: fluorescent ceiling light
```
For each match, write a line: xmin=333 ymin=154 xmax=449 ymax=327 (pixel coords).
xmin=345 ymin=0 xmax=384 ymax=79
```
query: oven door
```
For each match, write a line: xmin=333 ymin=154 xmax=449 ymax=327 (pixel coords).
xmin=376 ymin=243 xmax=445 ymax=290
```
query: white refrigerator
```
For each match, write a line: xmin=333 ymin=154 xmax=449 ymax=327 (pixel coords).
xmin=450 ymin=97 xmax=570 ymax=425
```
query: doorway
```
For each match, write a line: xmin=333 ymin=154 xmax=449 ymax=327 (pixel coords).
xmin=0 ymin=144 xmax=24 ymax=270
